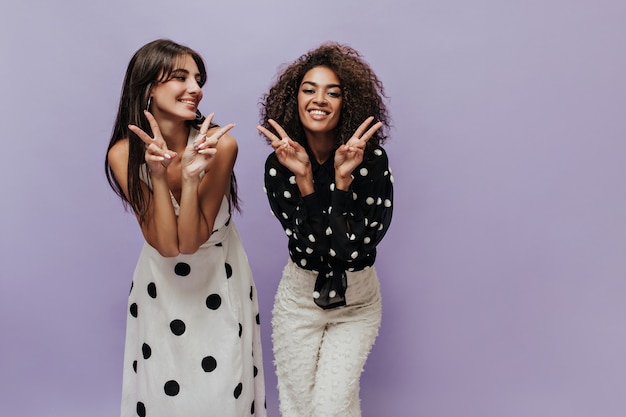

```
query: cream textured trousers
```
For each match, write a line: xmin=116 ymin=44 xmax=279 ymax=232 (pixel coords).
xmin=272 ymin=259 xmax=382 ymax=417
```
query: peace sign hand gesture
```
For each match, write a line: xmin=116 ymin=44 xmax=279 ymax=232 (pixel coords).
xmin=182 ymin=113 xmax=235 ymax=180
xmin=128 ymin=110 xmax=177 ymax=178
xmin=257 ymin=119 xmax=311 ymax=177
xmin=334 ymin=116 xmax=382 ymax=179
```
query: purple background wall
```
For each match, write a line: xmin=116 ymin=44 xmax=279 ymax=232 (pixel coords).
xmin=1 ymin=1 xmax=625 ymax=416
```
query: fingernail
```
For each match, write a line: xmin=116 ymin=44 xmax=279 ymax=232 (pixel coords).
xmin=164 ymin=153 xmax=172 ymax=160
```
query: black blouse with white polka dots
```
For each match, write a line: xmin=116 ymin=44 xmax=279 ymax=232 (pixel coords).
xmin=264 ymin=144 xmax=393 ymax=308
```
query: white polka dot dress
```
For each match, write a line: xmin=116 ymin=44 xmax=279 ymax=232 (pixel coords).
xmin=121 ymin=173 xmax=266 ymax=415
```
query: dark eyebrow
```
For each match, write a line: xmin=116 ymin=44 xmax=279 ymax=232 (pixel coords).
xmin=301 ymin=80 xmax=342 ymax=89
xmin=170 ymin=68 xmax=202 ymax=79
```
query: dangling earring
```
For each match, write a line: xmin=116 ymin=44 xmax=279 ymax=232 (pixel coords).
xmin=195 ymin=109 xmax=204 ymax=123
xmin=146 ymin=97 xmax=152 ymax=111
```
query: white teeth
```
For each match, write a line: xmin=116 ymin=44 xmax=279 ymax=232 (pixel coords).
xmin=180 ymin=100 xmax=195 ymax=105
xmin=310 ymin=110 xmax=327 ymax=115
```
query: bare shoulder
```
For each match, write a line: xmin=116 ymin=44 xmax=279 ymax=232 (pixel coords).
xmin=108 ymin=139 xmax=129 ymax=162
xmin=210 ymin=128 xmax=238 ymax=156
xmin=107 ymin=138 xmax=130 ymax=175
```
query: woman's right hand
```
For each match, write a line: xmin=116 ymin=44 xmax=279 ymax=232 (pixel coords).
xmin=257 ymin=119 xmax=311 ymax=177
xmin=128 ymin=110 xmax=177 ymax=178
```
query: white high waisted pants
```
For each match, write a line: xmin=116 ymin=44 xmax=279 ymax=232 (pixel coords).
xmin=272 ymin=259 xmax=382 ymax=417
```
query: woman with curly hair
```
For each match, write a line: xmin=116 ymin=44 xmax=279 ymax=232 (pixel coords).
xmin=257 ymin=42 xmax=394 ymax=417
xmin=106 ymin=39 xmax=266 ymax=417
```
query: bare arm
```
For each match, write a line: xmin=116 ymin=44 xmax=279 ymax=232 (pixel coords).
xmin=107 ymin=138 xmax=179 ymax=256
xmin=177 ymin=121 xmax=236 ymax=254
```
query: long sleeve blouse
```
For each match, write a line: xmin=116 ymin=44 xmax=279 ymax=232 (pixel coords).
xmin=264 ymin=144 xmax=393 ymax=308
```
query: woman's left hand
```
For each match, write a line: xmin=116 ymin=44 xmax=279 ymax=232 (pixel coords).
xmin=182 ymin=113 xmax=235 ymax=180
xmin=334 ymin=116 xmax=382 ymax=180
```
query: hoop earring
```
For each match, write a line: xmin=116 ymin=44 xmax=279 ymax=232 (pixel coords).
xmin=146 ymin=97 xmax=152 ymax=111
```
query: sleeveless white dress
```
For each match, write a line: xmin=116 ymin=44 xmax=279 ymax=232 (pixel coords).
xmin=120 ymin=130 xmax=266 ymax=417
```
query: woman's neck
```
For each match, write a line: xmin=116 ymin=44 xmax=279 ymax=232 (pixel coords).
xmin=305 ymin=132 xmax=336 ymax=164
xmin=157 ymin=118 xmax=191 ymax=154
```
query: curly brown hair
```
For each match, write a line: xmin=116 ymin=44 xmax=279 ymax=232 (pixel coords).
xmin=259 ymin=42 xmax=390 ymax=154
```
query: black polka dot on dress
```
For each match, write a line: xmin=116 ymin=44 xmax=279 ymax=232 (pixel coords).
xmin=174 ymin=262 xmax=191 ymax=276
xmin=234 ymin=382 xmax=243 ymax=399
xmin=169 ymin=319 xmax=186 ymax=336
xmin=164 ymin=380 xmax=180 ymax=396
xmin=201 ymin=355 xmax=217 ymax=372
xmin=141 ymin=343 xmax=151 ymax=360
xmin=136 ymin=401 xmax=145 ymax=417
xmin=147 ymin=282 xmax=157 ymax=298
xmin=206 ymin=294 xmax=222 ymax=310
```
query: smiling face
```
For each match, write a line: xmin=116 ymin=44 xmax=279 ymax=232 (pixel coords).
xmin=297 ymin=66 xmax=343 ymax=140
xmin=149 ymin=54 xmax=203 ymax=122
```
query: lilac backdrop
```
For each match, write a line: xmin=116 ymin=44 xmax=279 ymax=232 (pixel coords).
xmin=2 ymin=1 xmax=625 ymax=416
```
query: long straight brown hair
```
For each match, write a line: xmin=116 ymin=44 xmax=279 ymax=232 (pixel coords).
xmin=105 ymin=39 xmax=239 ymax=221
